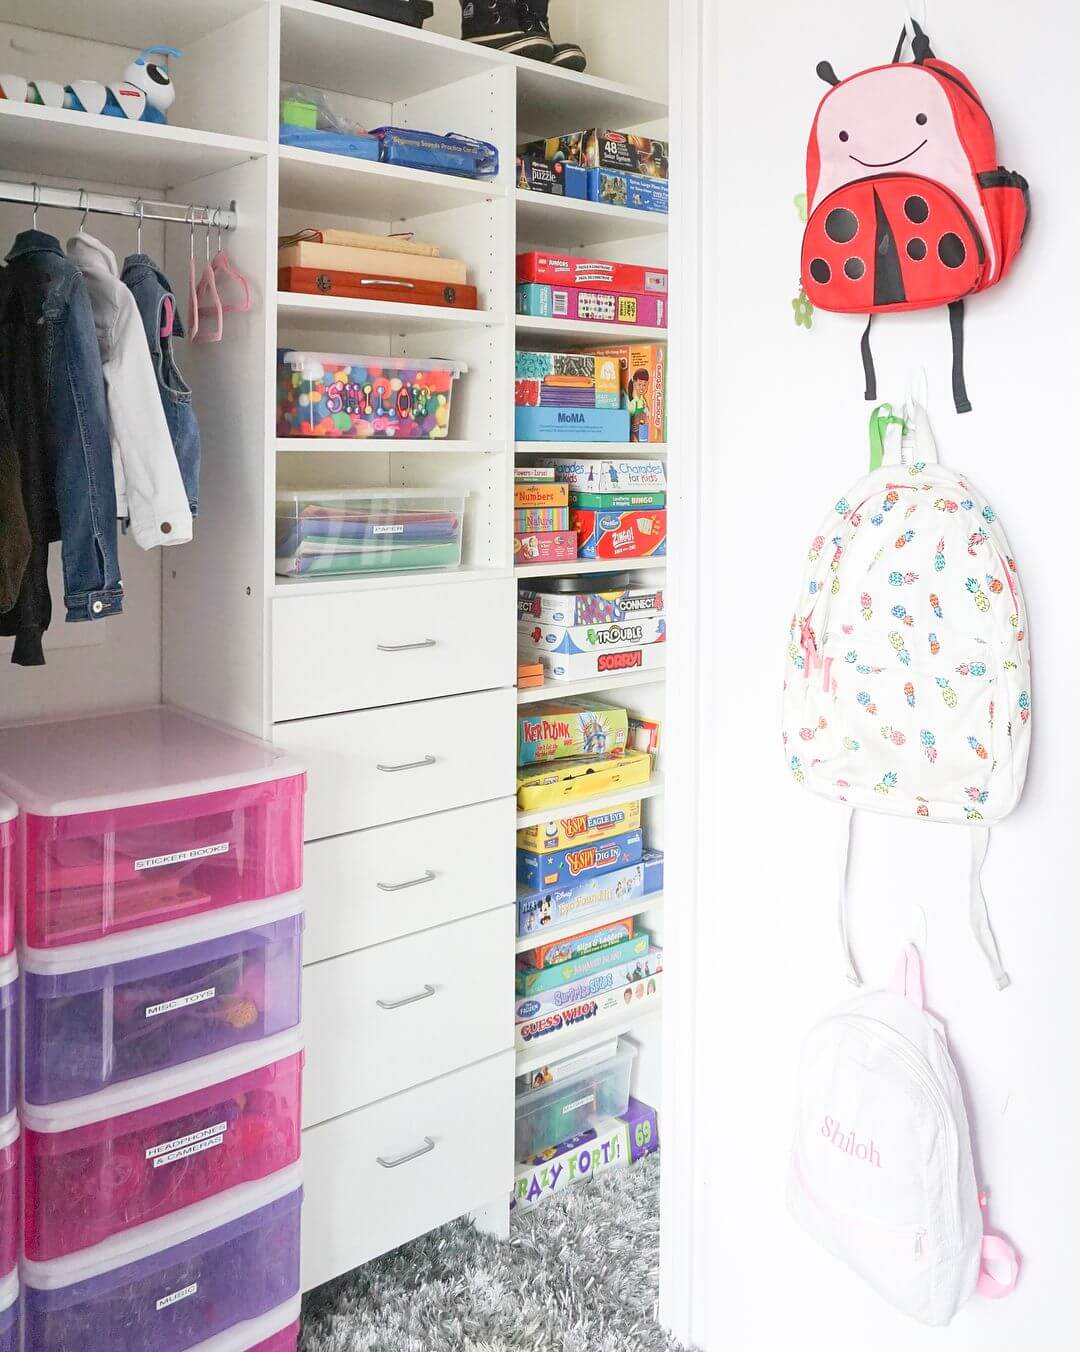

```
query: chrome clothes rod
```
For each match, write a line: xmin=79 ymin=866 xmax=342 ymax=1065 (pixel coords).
xmin=0 ymin=181 xmax=237 ymax=231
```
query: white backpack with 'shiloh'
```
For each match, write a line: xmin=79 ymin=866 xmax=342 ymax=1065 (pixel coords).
xmin=782 ymin=401 xmax=1031 ymax=986
xmin=788 ymin=946 xmax=1019 ymax=1325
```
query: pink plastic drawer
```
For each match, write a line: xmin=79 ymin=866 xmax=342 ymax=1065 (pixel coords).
xmin=0 ymin=1113 xmax=18 ymax=1279
xmin=24 ymin=777 xmax=305 ymax=949
xmin=23 ymin=1035 xmax=304 ymax=1261
xmin=0 ymin=800 xmax=13 ymax=958
xmin=254 ymin=1319 xmax=300 ymax=1351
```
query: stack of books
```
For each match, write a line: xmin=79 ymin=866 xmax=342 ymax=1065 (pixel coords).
xmin=513 ymin=467 xmax=577 ymax=566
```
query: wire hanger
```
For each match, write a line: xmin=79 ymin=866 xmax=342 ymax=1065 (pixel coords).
xmin=210 ymin=207 xmax=252 ymax=315
xmin=31 ymin=181 xmax=40 ymax=230
xmin=193 ymin=207 xmax=223 ymax=344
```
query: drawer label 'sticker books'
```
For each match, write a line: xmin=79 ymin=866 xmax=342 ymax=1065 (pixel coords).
xmin=135 ymin=842 xmax=230 ymax=871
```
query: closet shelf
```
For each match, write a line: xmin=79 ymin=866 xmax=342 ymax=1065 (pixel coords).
xmin=516 ymin=776 xmax=664 ymax=831
xmin=516 ymin=669 xmax=666 ymax=705
xmin=516 ymin=442 xmax=668 ymax=458
xmin=280 ymin=0 xmax=503 ymax=102
xmin=277 ymin=291 xmax=506 ymax=337
xmin=516 ymin=190 xmax=669 ymax=248
xmin=273 ymin=566 xmax=511 ymax=598
xmin=516 ymin=314 xmax=668 ymax=345
xmin=0 ymin=101 xmax=266 ymax=191
xmin=514 ymin=893 xmax=664 ymax=957
xmin=514 ymin=61 xmax=669 ymax=141
xmin=515 ymin=998 xmax=663 ymax=1077
xmin=5 ymin=0 xmax=259 ymax=47
xmin=280 ymin=147 xmax=506 ymax=222
xmin=514 ymin=557 xmax=666 ymax=581
xmin=277 ymin=438 xmax=504 ymax=456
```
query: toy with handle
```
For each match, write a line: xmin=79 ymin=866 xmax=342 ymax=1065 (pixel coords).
xmin=0 ymin=47 xmax=181 ymax=125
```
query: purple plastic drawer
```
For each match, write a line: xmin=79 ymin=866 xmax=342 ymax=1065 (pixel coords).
xmin=22 ymin=1173 xmax=302 ymax=1352
xmin=0 ymin=958 xmax=14 ymax=1119
xmin=0 ymin=1271 xmax=17 ymax=1352
xmin=0 ymin=798 xmax=13 ymax=958
xmin=23 ymin=896 xmax=303 ymax=1106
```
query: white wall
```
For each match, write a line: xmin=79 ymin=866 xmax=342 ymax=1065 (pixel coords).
xmin=688 ymin=3 xmax=1079 ymax=1349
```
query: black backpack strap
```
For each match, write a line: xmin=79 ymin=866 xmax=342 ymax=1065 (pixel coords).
xmin=892 ymin=19 xmax=935 ymax=64
xmin=861 ymin=316 xmax=877 ymax=401
xmin=949 ymin=300 xmax=972 ymax=414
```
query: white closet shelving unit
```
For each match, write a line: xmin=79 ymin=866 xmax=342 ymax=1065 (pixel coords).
xmin=0 ymin=0 xmax=669 ymax=1303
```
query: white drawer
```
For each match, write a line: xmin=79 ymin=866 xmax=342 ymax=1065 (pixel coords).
xmin=303 ymin=905 xmax=514 ymax=1128
xmin=304 ymin=798 xmax=516 ymax=964
xmin=272 ymin=578 xmax=516 ymax=721
xmin=275 ymin=687 xmax=516 ymax=841
xmin=301 ymin=1051 xmax=513 ymax=1291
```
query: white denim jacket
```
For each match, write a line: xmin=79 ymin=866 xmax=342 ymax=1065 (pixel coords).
xmin=67 ymin=232 xmax=192 ymax=550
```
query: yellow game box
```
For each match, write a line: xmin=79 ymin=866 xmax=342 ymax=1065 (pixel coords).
xmin=517 ymin=799 xmax=642 ymax=854
xmin=516 ymin=750 xmax=651 ymax=812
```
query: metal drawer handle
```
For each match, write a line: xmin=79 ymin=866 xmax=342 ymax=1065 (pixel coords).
xmin=377 ymin=754 xmax=437 ymax=774
xmin=377 ymin=1136 xmax=436 ymax=1170
xmin=376 ymin=983 xmax=436 ymax=1011
xmin=377 ymin=639 xmax=437 ymax=653
xmin=377 ymin=869 xmax=436 ymax=893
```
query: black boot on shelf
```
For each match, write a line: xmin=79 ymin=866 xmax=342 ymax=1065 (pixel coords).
xmin=460 ymin=0 xmax=554 ymax=60
xmin=519 ymin=0 xmax=587 ymax=70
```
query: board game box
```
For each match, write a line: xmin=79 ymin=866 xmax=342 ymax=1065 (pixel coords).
xmin=516 ymin=827 xmax=643 ymax=890
xmin=573 ymin=508 xmax=668 ymax=560
xmin=517 ymin=800 xmax=642 ymax=855
xmin=540 ymin=458 xmax=666 ymax=491
xmin=514 ymin=531 xmax=578 ymax=565
xmin=519 ymin=615 xmax=667 ymax=655
xmin=518 ymin=915 xmax=637 ymax=971
xmin=517 ymin=700 xmax=629 ymax=766
xmin=516 ymin=748 xmax=652 ymax=813
xmin=570 ymin=490 xmax=666 ymax=509
xmin=515 ymin=508 xmax=569 ymax=533
xmin=514 ymin=946 xmax=663 ymax=1023
xmin=516 ymin=932 xmax=651 ymax=998
xmin=528 ymin=642 xmax=668 ymax=683
xmin=587 ymin=167 xmax=669 ymax=214
xmin=522 ymin=130 xmax=669 ymax=178
xmin=516 ymin=251 xmax=668 ymax=296
xmin=514 ymin=967 xmax=664 ymax=1046
xmin=516 ymin=846 xmax=664 ymax=937
xmin=518 ymin=584 xmax=665 ymax=627
xmin=517 ymin=283 xmax=667 ymax=330
xmin=515 ymin=482 xmax=569 ymax=509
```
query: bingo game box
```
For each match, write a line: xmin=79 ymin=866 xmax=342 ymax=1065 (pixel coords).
xmin=517 ymin=700 xmax=629 ymax=766
xmin=277 ymin=349 xmax=466 ymax=439
xmin=512 ymin=1096 xmax=659 ymax=1213
xmin=515 ymin=407 xmax=630 ymax=443
xmin=571 ymin=490 xmax=666 ymax=509
xmin=518 ymin=579 xmax=665 ymax=627
xmin=517 ymin=799 xmax=642 ymax=854
xmin=573 ymin=508 xmax=668 ymax=561
xmin=519 ymin=916 xmax=637 ymax=971
xmin=588 ymin=344 xmax=668 ymax=444
xmin=515 ymin=351 xmax=621 ymax=409
xmin=517 ymin=748 xmax=652 ymax=813
xmin=516 ymin=156 xmax=588 ymax=198
xmin=516 ymin=827 xmax=643 ymax=890
xmin=587 ymin=167 xmax=669 ymax=214
xmin=517 ymin=251 xmax=667 ymax=296
xmin=516 ymin=283 xmax=667 ymax=329
xmin=515 ymin=932 xmax=651 ymax=997
xmin=516 ymin=847 xmax=664 ymax=937
xmin=515 ymin=969 xmax=664 ymax=1051
xmin=542 ymin=458 xmax=667 ymax=491
xmin=515 ymin=531 xmax=578 ymax=565
xmin=522 ymin=131 xmax=669 ymax=178
xmin=514 ymin=948 xmax=663 ymax=1025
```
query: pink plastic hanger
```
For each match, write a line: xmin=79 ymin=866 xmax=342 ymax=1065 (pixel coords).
xmin=193 ymin=211 xmax=223 ymax=345
xmin=185 ymin=206 xmax=200 ymax=341
xmin=210 ymin=207 xmax=252 ymax=315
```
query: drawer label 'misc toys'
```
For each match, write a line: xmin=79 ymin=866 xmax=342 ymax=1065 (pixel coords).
xmin=517 ymin=701 xmax=629 ymax=766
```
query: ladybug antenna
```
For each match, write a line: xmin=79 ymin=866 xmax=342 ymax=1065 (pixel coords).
xmin=816 ymin=60 xmax=841 ymax=86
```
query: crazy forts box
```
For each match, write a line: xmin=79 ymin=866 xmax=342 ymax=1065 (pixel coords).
xmin=514 ymin=946 xmax=663 ymax=1023
xmin=516 ymin=827 xmax=643 ymax=890
xmin=517 ymin=799 xmax=642 ymax=854
xmin=512 ymin=1096 xmax=660 ymax=1213
xmin=517 ymin=251 xmax=668 ymax=296
xmin=517 ymin=700 xmax=629 ymax=766
xmin=573 ymin=509 xmax=668 ymax=561
xmin=518 ymin=585 xmax=665 ymax=627
xmin=541 ymin=458 xmax=667 ymax=491
xmin=516 ymin=846 xmax=664 ymax=937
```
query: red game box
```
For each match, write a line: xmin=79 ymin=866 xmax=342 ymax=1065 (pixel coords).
xmin=517 ymin=251 xmax=667 ymax=297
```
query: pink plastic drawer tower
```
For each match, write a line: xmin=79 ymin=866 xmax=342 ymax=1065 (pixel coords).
xmin=23 ymin=1031 xmax=304 ymax=1261
xmin=0 ymin=797 xmax=14 ymax=957
xmin=0 ymin=708 xmax=304 ymax=949
xmin=0 ymin=1113 xmax=18 ymax=1280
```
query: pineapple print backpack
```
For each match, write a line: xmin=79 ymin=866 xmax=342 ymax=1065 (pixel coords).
xmin=782 ymin=400 xmax=1030 ymax=987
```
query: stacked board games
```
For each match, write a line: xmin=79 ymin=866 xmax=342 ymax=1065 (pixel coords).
xmin=514 ymin=466 xmax=577 ymax=565
xmin=517 ymin=252 xmax=668 ymax=330
xmin=532 ymin=460 xmax=668 ymax=561
xmin=518 ymin=573 xmax=667 ymax=681
xmin=520 ymin=128 xmax=669 ymax=215
xmin=515 ymin=350 xmax=629 ymax=444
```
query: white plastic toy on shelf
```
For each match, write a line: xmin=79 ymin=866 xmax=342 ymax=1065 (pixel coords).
xmin=0 ymin=46 xmax=181 ymax=125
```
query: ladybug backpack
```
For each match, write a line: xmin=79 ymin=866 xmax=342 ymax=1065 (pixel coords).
xmin=802 ymin=21 xmax=1030 ymax=413
xmin=782 ymin=400 xmax=1031 ymax=987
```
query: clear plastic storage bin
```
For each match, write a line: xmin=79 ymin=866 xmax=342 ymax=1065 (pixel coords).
xmin=0 ymin=957 xmax=14 ymax=1120
xmin=23 ymin=1031 xmax=304 ymax=1261
xmin=23 ymin=894 xmax=304 ymax=1107
xmin=0 ymin=1271 xmax=16 ymax=1352
xmin=514 ymin=1037 xmax=637 ymax=1161
xmin=0 ymin=1113 xmax=17 ymax=1280
xmin=0 ymin=707 xmax=304 ymax=950
xmin=275 ymin=488 xmax=467 ymax=578
xmin=277 ymin=350 xmax=467 ymax=439
xmin=21 ymin=1166 xmax=302 ymax=1352
xmin=0 ymin=797 xmax=13 ymax=958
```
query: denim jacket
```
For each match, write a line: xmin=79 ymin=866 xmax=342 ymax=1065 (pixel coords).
xmin=0 ymin=231 xmax=122 ymax=665
xmin=121 ymin=253 xmax=201 ymax=515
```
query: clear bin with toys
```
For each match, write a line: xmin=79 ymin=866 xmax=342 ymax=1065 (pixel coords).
xmin=514 ymin=1037 xmax=637 ymax=1160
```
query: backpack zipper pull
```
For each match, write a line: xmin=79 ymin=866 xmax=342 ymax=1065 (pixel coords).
xmin=914 ymin=1228 xmax=926 ymax=1261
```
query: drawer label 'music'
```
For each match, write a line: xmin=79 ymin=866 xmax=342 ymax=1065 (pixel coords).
xmin=134 ymin=842 xmax=231 ymax=871
xmin=147 ymin=1122 xmax=228 ymax=1168
xmin=156 ymin=1283 xmax=198 ymax=1312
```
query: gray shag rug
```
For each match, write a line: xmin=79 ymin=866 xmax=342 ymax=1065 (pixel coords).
xmin=300 ymin=1153 xmax=690 ymax=1352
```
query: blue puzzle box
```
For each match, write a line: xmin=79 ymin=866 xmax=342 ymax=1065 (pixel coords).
xmin=517 ymin=828 xmax=643 ymax=891
xmin=586 ymin=168 xmax=669 ymax=215
xmin=517 ymin=847 xmax=664 ymax=938
xmin=516 ymin=407 xmax=631 ymax=444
